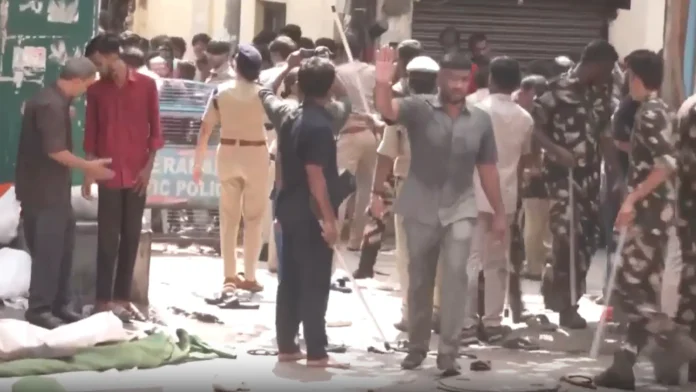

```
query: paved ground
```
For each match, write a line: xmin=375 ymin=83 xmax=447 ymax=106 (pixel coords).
xmin=0 ymin=245 xmax=692 ymax=392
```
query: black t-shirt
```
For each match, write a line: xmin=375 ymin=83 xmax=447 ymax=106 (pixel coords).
xmin=15 ymin=84 xmax=72 ymax=210
xmin=276 ymin=102 xmax=339 ymax=224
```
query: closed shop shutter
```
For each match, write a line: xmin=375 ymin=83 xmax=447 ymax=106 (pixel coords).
xmin=411 ymin=0 xmax=608 ymax=65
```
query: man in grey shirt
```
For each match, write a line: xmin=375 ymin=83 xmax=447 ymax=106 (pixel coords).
xmin=372 ymin=48 xmax=506 ymax=375
xmin=15 ymin=58 xmax=113 ymax=329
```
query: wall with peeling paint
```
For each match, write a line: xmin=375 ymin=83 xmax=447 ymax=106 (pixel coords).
xmin=0 ymin=0 xmax=99 ymax=185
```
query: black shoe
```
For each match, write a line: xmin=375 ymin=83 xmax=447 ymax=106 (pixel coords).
xmin=393 ymin=319 xmax=407 ymax=332
xmin=258 ymin=243 xmax=269 ymax=262
xmin=53 ymin=307 xmax=84 ymax=323
xmin=436 ymin=354 xmax=461 ymax=377
xmin=559 ymin=308 xmax=587 ymax=329
xmin=25 ymin=311 xmax=65 ymax=329
xmin=400 ymin=351 xmax=426 ymax=370
xmin=593 ymin=350 xmax=636 ymax=390
xmin=352 ymin=268 xmax=373 ymax=279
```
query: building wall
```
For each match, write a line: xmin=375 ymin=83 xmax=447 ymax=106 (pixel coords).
xmin=609 ymin=0 xmax=665 ymax=59
xmin=131 ymin=0 xmax=340 ymax=59
xmin=239 ymin=0 xmax=338 ymax=43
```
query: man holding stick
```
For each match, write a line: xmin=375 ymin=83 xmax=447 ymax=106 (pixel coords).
xmin=591 ymin=49 xmax=696 ymax=390
xmin=531 ymin=40 xmax=618 ymax=329
xmin=260 ymin=51 xmax=351 ymax=369
xmin=373 ymin=47 xmax=505 ymax=376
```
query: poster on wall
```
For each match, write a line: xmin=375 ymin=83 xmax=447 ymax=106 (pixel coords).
xmin=47 ymin=0 xmax=80 ymax=24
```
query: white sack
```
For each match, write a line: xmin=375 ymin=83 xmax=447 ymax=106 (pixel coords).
xmin=71 ymin=184 xmax=98 ymax=220
xmin=0 ymin=248 xmax=31 ymax=299
xmin=0 ymin=312 xmax=129 ymax=361
xmin=0 ymin=187 xmax=20 ymax=245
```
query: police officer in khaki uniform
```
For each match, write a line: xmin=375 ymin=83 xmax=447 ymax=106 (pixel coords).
xmin=193 ymin=44 xmax=269 ymax=293
xmin=372 ymin=53 xmax=443 ymax=332
xmin=335 ymin=35 xmax=378 ymax=249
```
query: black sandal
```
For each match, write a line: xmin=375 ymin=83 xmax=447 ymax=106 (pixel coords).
xmin=326 ymin=343 xmax=348 ymax=354
xmin=500 ymin=337 xmax=540 ymax=351
xmin=470 ymin=360 xmax=492 ymax=371
xmin=247 ymin=349 xmax=278 ymax=356
xmin=217 ymin=296 xmax=260 ymax=310
xmin=560 ymin=375 xmax=596 ymax=389
xmin=525 ymin=314 xmax=557 ymax=331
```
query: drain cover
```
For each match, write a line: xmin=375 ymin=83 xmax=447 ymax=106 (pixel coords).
xmin=437 ymin=372 xmax=559 ymax=392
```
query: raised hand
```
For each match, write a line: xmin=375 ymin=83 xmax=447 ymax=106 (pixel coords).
xmin=375 ymin=46 xmax=397 ymax=85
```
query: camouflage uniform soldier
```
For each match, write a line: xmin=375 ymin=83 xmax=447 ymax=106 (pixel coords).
xmin=675 ymin=94 xmax=696 ymax=382
xmin=531 ymin=40 xmax=618 ymax=329
xmin=592 ymin=50 xmax=696 ymax=390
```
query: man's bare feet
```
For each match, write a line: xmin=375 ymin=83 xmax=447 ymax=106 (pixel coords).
xmin=278 ymin=352 xmax=306 ymax=362
xmin=306 ymin=356 xmax=351 ymax=369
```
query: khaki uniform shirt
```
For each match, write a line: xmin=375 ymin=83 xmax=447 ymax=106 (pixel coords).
xmin=377 ymin=124 xmax=411 ymax=177
xmin=202 ymin=78 xmax=266 ymax=142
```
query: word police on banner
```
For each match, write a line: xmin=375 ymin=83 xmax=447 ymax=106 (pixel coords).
xmin=147 ymin=148 xmax=220 ymax=200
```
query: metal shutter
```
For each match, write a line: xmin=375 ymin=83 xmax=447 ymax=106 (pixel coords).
xmin=412 ymin=0 xmax=607 ymax=64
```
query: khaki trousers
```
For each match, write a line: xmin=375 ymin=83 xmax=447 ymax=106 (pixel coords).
xmin=337 ymin=130 xmax=378 ymax=248
xmin=217 ymin=144 xmax=270 ymax=282
xmin=463 ymin=213 xmax=515 ymax=328
xmin=394 ymin=180 xmax=441 ymax=321
xmin=523 ymin=198 xmax=551 ymax=274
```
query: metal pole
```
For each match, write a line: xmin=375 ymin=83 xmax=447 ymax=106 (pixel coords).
xmin=590 ymin=228 xmax=628 ymax=358
xmin=334 ymin=247 xmax=391 ymax=350
xmin=569 ymin=169 xmax=577 ymax=306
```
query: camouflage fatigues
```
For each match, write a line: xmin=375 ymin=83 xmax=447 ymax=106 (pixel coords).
xmin=614 ymin=95 xmax=676 ymax=323
xmin=675 ymin=95 xmax=696 ymax=330
xmin=532 ymin=70 xmax=612 ymax=311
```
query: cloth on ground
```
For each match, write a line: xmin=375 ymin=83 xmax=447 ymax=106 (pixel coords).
xmin=0 ymin=329 xmax=236 ymax=377
xmin=0 ymin=248 xmax=31 ymax=299
xmin=0 ymin=312 xmax=128 ymax=362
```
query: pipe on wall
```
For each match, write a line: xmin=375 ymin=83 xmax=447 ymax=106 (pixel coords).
xmin=684 ymin=0 xmax=696 ymax=96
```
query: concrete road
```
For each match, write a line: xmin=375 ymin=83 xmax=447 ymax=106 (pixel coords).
xmin=0 ymin=246 xmax=691 ymax=392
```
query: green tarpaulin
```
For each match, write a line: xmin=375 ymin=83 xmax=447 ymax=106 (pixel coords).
xmin=0 ymin=329 xmax=236 ymax=379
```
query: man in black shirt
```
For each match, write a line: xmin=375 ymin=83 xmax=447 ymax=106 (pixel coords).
xmin=15 ymin=58 xmax=114 ymax=329
xmin=259 ymin=54 xmax=349 ymax=369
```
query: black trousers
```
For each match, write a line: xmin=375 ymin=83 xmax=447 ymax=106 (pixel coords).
xmin=275 ymin=218 xmax=333 ymax=360
xmin=96 ymin=186 xmax=146 ymax=302
xmin=23 ymin=204 xmax=76 ymax=313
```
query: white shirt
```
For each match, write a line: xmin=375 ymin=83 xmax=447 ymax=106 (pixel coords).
xmin=474 ymin=93 xmax=533 ymax=214
xmin=466 ymin=88 xmax=490 ymax=105
xmin=259 ymin=62 xmax=287 ymax=92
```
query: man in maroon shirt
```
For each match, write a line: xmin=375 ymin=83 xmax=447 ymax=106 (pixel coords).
xmin=83 ymin=34 xmax=164 ymax=319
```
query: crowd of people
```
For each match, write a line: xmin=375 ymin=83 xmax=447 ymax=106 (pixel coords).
xmin=12 ymin=18 xmax=696 ymax=388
